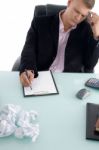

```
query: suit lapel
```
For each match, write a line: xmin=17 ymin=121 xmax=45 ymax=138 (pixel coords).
xmin=50 ymin=14 xmax=59 ymax=55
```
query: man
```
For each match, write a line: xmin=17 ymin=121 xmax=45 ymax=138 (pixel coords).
xmin=20 ymin=0 xmax=99 ymax=87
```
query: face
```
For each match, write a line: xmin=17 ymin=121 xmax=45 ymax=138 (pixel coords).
xmin=65 ymin=0 xmax=91 ymax=27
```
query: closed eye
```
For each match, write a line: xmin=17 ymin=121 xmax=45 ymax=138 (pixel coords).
xmin=74 ymin=8 xmax=86 ymax=18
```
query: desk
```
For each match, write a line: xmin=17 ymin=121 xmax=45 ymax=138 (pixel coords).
xmin=0 ymin=71 xmax=99 ymax=150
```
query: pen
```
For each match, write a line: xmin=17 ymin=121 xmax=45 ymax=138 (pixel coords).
xmin=25 ymin=69 xmax=32 ymax=90
xmin=95 ymin=112 xmax=99 ymax=132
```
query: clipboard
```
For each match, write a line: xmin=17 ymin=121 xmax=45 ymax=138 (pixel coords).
xmin=23 ymin=71 xmax=59 ymax=97
xmin=86 ymin=103 xmax=99 ymax=140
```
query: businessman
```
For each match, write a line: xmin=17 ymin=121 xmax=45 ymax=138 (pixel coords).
xmin=20 ymin=0 xmax=99 ymax=87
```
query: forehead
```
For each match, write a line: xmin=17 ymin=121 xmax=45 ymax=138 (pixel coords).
xmin=70 ymin=0 xmax=91 ymax=15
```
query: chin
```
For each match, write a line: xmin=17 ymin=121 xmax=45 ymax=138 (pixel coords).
xmin=70 ymin=20 xmax=76 ymax=26
xmin=71 ymin=22 xmax=76 ymax=27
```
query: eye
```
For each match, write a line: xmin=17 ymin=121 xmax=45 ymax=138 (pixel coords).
xmin=81 ymin=14 xmax=86 ymax=18
xmin=74 ymin=8 xmax=86 ymax=18
xmin=75 ymin=9 xmax=80 ymax=14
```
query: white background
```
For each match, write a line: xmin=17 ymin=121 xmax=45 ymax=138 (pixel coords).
xmin=0 ymin=0 xmax=99 ymax=72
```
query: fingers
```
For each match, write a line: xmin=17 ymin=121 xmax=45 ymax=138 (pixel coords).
xmin=87 ymin=12 xmax=99 ymax=38
xmin=87 ymin=12 xmax=99 ymax=26
xmin=91 ymin=13 xmax=98 ymax=25
xmin=20 ymin=70 xmax=34 ymax=87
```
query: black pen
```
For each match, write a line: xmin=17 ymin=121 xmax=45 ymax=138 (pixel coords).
xmin=25 ymin=69 xmax=32 ymax=90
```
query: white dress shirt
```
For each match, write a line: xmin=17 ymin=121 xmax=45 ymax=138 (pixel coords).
xmin=49 ymin=11 xmax=76 ymax=72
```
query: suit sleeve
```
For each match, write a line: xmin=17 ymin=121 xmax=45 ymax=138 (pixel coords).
xmin=82 ymin=23 xmax=99 ymax=72
xmin=19 ymin=17 xmax=38 ymax=77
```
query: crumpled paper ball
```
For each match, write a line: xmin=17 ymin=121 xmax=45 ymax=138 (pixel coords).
xmin=0 ymin=104 xmax=39 ymax=142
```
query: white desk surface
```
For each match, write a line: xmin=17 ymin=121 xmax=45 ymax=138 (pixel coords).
xmin=0 ymin=71 xmax=99 ymax=150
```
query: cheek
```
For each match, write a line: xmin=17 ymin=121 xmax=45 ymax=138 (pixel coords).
xmin=69 ymin=11 xmax=74 ymax=19
xmin=71 ymin=13 xmax=75 ymax=20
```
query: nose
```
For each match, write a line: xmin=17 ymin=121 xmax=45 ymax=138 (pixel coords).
xmin=75 ymin=14 xmax=82 ymax=22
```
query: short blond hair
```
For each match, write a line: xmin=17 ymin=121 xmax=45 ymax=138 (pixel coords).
xmin=83 ymin=0 xmax=95 ymax=9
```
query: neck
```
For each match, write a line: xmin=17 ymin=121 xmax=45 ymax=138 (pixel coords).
xmin=61 ymin=11 xmax=72 ymax=32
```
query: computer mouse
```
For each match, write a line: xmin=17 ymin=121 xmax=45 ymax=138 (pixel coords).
xmin=76 ymin=88 xmax=90 ymax=99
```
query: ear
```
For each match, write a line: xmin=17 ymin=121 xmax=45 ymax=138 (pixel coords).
xmin=67 ymin=0 xmax=73 ymax=7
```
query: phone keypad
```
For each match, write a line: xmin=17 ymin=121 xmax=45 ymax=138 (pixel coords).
xmin=85 ymin=78 xmax=99 ymax=88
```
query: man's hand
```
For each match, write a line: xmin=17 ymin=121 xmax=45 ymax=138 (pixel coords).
xmin=20 ymin=70 xmax=34 ymax=87
xmin=87 ymin=12 xmax=99 ymax=39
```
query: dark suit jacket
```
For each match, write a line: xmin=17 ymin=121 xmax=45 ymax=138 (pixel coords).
xmin=20 ymin=14 xmax=99 ymax=76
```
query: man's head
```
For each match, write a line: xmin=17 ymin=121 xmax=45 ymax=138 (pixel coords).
xmin=62 ymin=0 xmax=95 ymax=28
